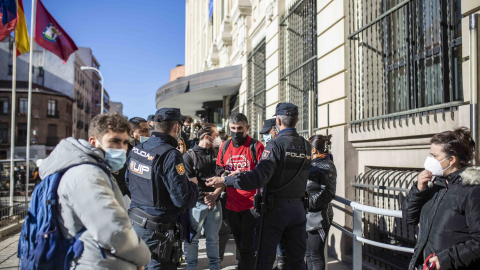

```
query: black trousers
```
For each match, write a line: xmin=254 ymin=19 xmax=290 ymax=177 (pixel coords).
xmin=226 ymin=208 xmax=256 ymax=270
xmin=306 ymin=226 xmax=330 ymax=270
xmin=256 ymin=199 xmax=306 ymax=270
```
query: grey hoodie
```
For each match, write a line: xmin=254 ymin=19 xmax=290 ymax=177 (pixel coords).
xmin=39 ymin=138 xmax=150 ymax=269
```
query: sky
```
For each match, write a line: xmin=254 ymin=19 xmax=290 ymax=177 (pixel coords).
xmin=22 ymin=0 xmax=186 ymax=119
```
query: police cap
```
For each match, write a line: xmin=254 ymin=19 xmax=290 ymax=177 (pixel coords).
xmin=154 ymin=108 xmax=183 ymax=124
xmin=260 ymin=118 xmax=276 ymax=134
xmin=273 ymin=103 xmax=299 ymax=117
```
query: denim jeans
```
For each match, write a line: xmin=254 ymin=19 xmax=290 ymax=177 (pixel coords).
xmin=184 ymin=201 xmax=222 ymax=270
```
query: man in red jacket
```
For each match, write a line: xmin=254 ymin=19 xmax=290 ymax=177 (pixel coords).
xmin=215 ymin=112 xmax=264 ymax=270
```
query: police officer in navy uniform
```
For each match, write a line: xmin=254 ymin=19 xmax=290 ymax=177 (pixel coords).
xmin=207 ymin=103 xmax=311 ymax=270
xmin=126 ymin=108 xmax=199 ymax=270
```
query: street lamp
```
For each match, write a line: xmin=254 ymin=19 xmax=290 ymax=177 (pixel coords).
xmin=80 ymin=66 xmax=104 ymax=114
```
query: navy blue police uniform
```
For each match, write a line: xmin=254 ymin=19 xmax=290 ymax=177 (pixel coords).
xmin=126 ymin=108 xmax=198 ymax=270
xmin=222 ymin=103 xmax=312 ymax=270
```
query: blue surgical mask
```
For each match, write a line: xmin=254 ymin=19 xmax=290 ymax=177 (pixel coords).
xmin=96 ymin=140 xmax=127 ymax=172
xmin=263 ymin=134 xmax=272 ymax=143
xmin=139 ymin=136 xmax=149 ymax=143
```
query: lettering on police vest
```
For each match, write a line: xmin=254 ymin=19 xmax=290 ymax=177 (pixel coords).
xmin=129 ymin=159 xmax=152 ymax=179
xmin=132 ymin=147 xmax=155 ymax=161
xmin=285 ymin=152 xmax=310 ymax=159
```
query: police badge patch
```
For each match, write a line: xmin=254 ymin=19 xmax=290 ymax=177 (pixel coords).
xmin=176 ymin=163 xmax=185 ymax=175
xmin=261 ymin=150 xmax=271 ymax=160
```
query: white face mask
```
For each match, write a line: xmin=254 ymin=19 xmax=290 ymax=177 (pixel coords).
xmin=212 ymin=136 xmax=222 ymax=148
xmin=424 ymin=156 xmax=451 ymax=176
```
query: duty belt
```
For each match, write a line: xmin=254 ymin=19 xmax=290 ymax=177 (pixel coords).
xmin=128 ymin=208 xmax=176 ymax=232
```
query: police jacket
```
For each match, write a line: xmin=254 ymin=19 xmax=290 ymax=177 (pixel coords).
xmin=306 ymin=156 xmax=336 ymax=231
xmin=126 ymin=132 xmax=198 ymax=222
xmin=224 ymin=128 xmax=311 ymax=200
xmin=402 ymin=167 xmax=480 ymax=269
xmin=183 ymin=144 xmax=219 ymax=203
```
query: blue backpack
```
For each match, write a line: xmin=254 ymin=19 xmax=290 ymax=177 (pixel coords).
xmin=18 ymin=163 xmax=110 ymax=270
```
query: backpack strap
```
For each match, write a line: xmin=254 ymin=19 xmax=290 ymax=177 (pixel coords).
xmin=186 ymin=149 xmax=199 ymax=178
xmin=220 ymin=139 xmax=232 ymax=165
xmin=249 ymin=138 xmax=258 ymax=165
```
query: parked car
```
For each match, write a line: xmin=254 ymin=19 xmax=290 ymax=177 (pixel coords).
xmin=0 ymin=159 xmax=40 ymax=192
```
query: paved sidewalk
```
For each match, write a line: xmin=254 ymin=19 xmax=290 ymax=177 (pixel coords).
xmin=0 ymin=232 xmax=351 ymax=270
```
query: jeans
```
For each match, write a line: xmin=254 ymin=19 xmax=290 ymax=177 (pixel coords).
xmin=226 ymin=208 xmax=256 ymax=270
xmin=132 ymin=224 xmax=176 ymax=270
xmin=184 ymin=201 xmax=222 ymax=270
xmin=306 ymin=227 xmax=330 ymax=270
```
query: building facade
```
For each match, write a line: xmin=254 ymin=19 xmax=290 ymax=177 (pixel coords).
xmin=0 ymin=37 xmax=110 ymax=140
xmin=0 ymin=81 xmax=74 ymax=160
xmin=175 ymin=0 xmax=480 ymax=268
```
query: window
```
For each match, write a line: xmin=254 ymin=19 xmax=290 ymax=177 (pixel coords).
xmin=0 ymin=123 xmax=8 ymax=143
xmin=17 ymin=123 xmax=27 ymax=146
xmin=8 ymin=65 xmax=12 ymax=75
xmin=38 ymin=67 xmax=44 ymax=78
xmin=19 ymin=98 xmax=28 ymax=114
xmin=47 ymin=100 xmax=57 ymax=116
xmin=279 ymin=0 xmax=317 ymax=137
xmin=247 ymin=40 xmax=267 ymax=140
xmin=46 ymin=124 xmax=58 ymax=146
xmin=348 ymin=0 xmax=462 ymax=125
xmin=0 ymin=98 xmax=8 ymax=114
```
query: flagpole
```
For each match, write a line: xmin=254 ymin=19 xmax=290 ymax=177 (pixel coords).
xmin=9 ymin=26 xmax=18 ymax=213
xmin=26 ymin=0 xmax=36 ymax=204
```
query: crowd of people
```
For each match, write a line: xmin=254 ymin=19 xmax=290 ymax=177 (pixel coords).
xmin=16 ymin=102 xmax=480 ymax=270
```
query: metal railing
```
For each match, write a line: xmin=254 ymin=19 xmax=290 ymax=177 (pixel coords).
xmin=0 ymin=201 xmax=28 ymax=228
xmin=332 ymin=195 xmax=414 ymax=270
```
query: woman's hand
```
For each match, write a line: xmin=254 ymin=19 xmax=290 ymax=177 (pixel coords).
xmin=417 ymin=170 xmax=433 ymax=191
xmin=428 ymin=255 xmax=440 ymax=269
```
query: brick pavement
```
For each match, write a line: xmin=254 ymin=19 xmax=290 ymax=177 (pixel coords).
xmin=0 ymin=232 xmax=351 ymax=270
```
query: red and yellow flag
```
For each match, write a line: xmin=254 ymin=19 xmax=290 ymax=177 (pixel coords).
xmin=15 ymin=0 xmax=29 ymax=56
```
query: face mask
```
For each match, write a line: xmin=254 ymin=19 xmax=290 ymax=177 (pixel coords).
xmin=263 ymin=134 xmax=272 ymax=143
xmin=212 ymin=136 xmax=222 ymax=148
xmin=231 ymin=131 xmax=246 ymax=144
xmin=275 ymin=125 xmax=281 ymax=132
xmin=424 ymin=156 xmax=451 ymax=176
xmin=139 ymin=136 xmax=149 ymax=143
xmin=96 ymin=140 xmax=127 ymax=172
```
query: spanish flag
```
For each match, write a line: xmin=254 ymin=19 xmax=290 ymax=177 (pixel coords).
xmin=15 ymin=0 xmax=29 ymax=56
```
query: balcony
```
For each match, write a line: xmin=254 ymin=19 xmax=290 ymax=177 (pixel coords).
xmin=46 ymin=136 xmax=58 ymax=146
xmin=47 ymin=110 xmax=59 ymax=118
xmin=76 ymin=121 xmax=84 ymax=129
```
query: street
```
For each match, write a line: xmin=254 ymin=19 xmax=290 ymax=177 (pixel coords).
xmin=0 ymin=231 xmax=351 ymax=269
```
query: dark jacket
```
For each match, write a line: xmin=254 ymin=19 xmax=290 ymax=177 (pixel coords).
xmin=402 ymin=167 xmax=480 ymax=269
xmin=183 ymin=144 xmax=219 ymax=202
xmin=126 ymin=132 xmax=198 ymax=222
xmin=113 ymin=139 xmax=135 ymax=197
xmin=306 ymin=156 xmax=336 ymax=231
xmin=224 ymin=128 xmax=311 ymax=200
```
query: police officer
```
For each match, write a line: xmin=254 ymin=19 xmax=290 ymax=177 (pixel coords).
xmin=260 ymin=118 xmax=278 ymax=145
xmin=126 ymin=108 xmax=199 ymax=270
xmin=206 ymin=103 xmax=311 ymax=270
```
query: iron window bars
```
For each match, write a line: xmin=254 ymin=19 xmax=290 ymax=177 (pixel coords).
xmin=247 ymin=40 xmax=267 ymax=140
xmin=349 ymin=0 xmax=463 ymax=132
xmin=353 ymin=168 xmax=420 ymax=270
xmin=279 ymin=0 xmax=317 ymax=137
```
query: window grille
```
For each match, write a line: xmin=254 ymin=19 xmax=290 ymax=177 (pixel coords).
xmin=349 ymin=0 xmax=463 ymax=131
xmin=247 ymin=40 xmax=266 ymax=140
xmin=279 ymin=0 xmax=317 ymax=137
xmin=353 ymin=168 xmax=420 ymax=269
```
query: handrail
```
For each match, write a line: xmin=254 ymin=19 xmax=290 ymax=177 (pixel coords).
xmin=332 ymin=195 xmax=414 ymax=270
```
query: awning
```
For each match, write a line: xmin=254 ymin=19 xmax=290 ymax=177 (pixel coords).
xmin=156 ymin=65 xmax=242 ymax=117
